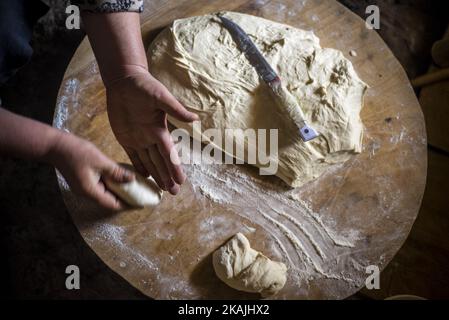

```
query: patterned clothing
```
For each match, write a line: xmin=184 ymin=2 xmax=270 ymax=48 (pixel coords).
xmin=0 ymin=0 xmax=144 ymax=86
xmin=72 ymin=0 xmax=144 ymax=13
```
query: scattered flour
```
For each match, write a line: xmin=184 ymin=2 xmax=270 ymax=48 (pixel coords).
xmin=183 ymin=142 xmax=365 ymax=289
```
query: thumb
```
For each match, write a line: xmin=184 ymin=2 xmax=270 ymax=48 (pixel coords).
xmin=102 ymin=162 xmax=135 ymax=183
xmin=156 ymin=86 xmax=199 ymax=122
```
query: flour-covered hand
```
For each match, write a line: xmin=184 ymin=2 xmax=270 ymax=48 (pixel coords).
xmin=49 ymin=132 xmax=135 ymax=210
xmin=106 ymin=69 xmax=198 ymax=195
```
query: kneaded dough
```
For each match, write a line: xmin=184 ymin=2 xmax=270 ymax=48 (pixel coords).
xmin=104 ymin=163 xmax=163 ymax=208
xmin=213 ymin=233 xmax=287 ymax=296
xmin=148 ymin=11 xmax=368 ymax=187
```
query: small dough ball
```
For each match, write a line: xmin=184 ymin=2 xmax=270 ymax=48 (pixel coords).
xmin=212 ymin=233 xmax=287 ymax=296
xmin=104 ymin=163 xmax=163 ymax=208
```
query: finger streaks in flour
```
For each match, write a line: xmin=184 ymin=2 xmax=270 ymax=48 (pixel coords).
xmin=185 ymin=158 xmax=363 ymax=286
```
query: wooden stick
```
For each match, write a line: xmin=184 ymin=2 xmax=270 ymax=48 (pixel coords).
xmin=432 ymin=38 xmax=449 ymax=67
xmin=411 ymin=68 xmax=449 ymax=88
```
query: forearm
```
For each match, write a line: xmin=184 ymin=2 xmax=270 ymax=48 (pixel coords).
xmin=0 ymin=107 xmax=63 ymax=163
xmin=81 ymin=12 xmax=148 ymax=86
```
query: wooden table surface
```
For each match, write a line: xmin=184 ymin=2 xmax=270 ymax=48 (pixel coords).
xmin=53 ymin=0 xmax=427 ymax=299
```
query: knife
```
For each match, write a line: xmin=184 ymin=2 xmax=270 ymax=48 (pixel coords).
xmin=219 ymin=15 xmax=318 ymax=142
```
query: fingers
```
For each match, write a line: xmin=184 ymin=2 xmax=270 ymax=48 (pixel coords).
xmin=148 ymin=145 xmax=179 ymax=195
xmin=87 ymin=180 xmax=125 ymax=211
xmin=157 ymin=131 xmax=186 ymax=185
xmin=103 ymin=161 xmax=135 ymax=183
xmin=155 ymin=86 xmax=199 ymax=123
xmin=124 ymin=148 xmax=172 ymax=191
xmin=136 ymin=149 xmax=164 ymax=189
xmin=124 ymin=147 xmax=148 ymax=177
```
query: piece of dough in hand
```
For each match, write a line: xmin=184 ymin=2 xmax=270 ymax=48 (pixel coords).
xmin=213 ymin=233 xmax=287 ymax=296
xmin=104 ymin=163 xmax=163 ymax=208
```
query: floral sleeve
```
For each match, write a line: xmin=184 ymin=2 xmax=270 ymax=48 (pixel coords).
xmin=72 ymin=0 xmax=144 ymax=13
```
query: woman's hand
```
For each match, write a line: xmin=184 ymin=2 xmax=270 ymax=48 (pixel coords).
xmin=49 ymin=132 xmax=135 ymax=211
xmin=81 ymin=12 xmax=198 ymax=194
xmin=0 ymin=107 xmax=131 ymax=211
xmin=106 ymin=69 xmax=198 ymax=195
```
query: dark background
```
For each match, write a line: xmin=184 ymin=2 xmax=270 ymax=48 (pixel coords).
xmin=0 ymin=0 xmax=448 ymax=299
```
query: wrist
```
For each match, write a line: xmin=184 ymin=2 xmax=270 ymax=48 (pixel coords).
xmin=102 ymin=64 xmax=149 ymax=89
xmin=43 ymin=129 xmax=70 ymax=168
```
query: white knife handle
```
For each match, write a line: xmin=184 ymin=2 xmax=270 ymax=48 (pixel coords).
xmin=267 ymin=79 xmax=318 ymax=141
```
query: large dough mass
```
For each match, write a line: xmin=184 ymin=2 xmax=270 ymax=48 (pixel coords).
xmin=213 ymin=233 xmax=287 ymax=296
xmin=148 ymin=12 xmax=367 ymax=187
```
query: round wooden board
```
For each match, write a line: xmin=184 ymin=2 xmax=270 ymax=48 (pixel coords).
xmin=54 ymin=0 xmax=427 ymax=299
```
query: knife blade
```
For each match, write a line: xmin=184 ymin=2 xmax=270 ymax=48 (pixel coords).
xmin=219 ymin=15 xmax=318 ymax=142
